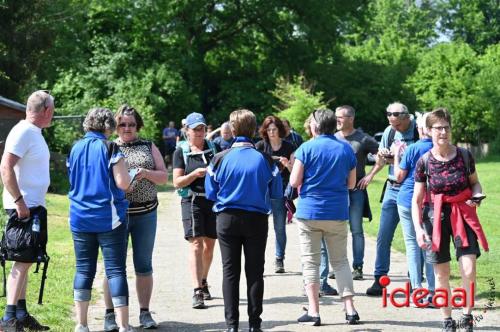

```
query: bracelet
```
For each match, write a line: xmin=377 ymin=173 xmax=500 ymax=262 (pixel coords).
xmin=14 ymin=195 xmax=23 ymax=203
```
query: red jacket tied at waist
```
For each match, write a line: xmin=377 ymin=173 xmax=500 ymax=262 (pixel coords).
xmin=430 ymin=188 xmax=489 ymax=253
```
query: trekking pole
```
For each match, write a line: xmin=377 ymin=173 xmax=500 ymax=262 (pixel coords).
xmin=37 ymin=256 xmax=50 ymax=305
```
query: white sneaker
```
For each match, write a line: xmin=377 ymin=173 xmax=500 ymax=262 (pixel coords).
xmin=75 ymin=324 xmax=90 ymax=332
xmin=118 ymin=326 xmax=135 ymax=332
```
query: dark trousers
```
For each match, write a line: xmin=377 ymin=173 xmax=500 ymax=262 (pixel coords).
xmin=217 ymin=209 xmax=268 ymax=329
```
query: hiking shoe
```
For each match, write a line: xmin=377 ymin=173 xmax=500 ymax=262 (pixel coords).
xmin=0 ymin=318 xmax=18 ymax=332
xmin=74 ymin=325 xmax=89 ymax=332
xmin=192 ymin=289 xmax=206 ymax=309
xmin=104 ymin=312 xmax=119 ymax=332
xmin=346 ymin=312 xmax=360 ymax=325
xmin=319 ymin=283 xmax=338 ymax=296
xmin=442 ymin=318 xmax=456 ymax=332
xmin=139 ymin=311 xmax=158 ymax=329
xmin=352 ymin=267 xmax=364 ymax=280
xmin=275 ymin=258 xmax=285 ymax=273
xmin=201 ymin=283 xmax=212 ymax=300
xmin=328 ymin=272 xmax=335 ymax=279
xmin=17 ymin=314 xmax=49 ymax=331
xmin=297 ymin=312 xmax=321 ymax=326
xmin=366 ymin=277 xmax=383 ymax=296
xmin=458 ymin=314 xmax=473 ymax=332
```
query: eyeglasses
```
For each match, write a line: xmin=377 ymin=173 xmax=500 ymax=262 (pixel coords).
xmin=118 ymin=123 xmax=137 ymax=128
xmin=431 ymin=125 xmax=451 ymax=133
xmin=386 ymin=112 xmax=407 ymax=117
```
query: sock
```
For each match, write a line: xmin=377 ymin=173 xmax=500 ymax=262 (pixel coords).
xmin=194 ymin=287 xmax=202 ymax=293
xmin=106 ymin=308 xmax=114 ymax=315
xmin=3 ymin=305 xmax=16 ymax=321
xmin=16 ymin=299 xmax=28 ymax=320
xmin=201 ymin=279 xmax=207 ymax=286
xmin=140 ymin=308 xmax=149 ymax=313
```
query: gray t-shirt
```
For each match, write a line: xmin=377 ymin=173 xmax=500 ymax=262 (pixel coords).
xmin=335 ymin=129 xmax=379 ymax=180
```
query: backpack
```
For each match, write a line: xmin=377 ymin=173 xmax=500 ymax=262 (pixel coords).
xmin=387 ymin=122 xmax=420 ymax=148
xmin=176 ymin=139 xmax=218 ymax=197
xmin=0 ymin=206 xmax=50 ymax=304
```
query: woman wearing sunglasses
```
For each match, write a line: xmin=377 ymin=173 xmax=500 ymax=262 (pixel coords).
xmin=412 ymin=108 xmax=488 ymax=332
xmin=101 ymin=105 xmax=168 ymax=330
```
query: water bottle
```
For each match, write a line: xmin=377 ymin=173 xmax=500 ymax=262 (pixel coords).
xmin=32 ymin=214 xmax=41 ymax=233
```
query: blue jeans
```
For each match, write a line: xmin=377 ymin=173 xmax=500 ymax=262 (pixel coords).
xmin=374 ymin=184 xmax=400 ymax=277
xmin=319 ymin=237 xmax=329 ymax=287
xmin=398 ymin=205 xmax=435 ymax=292
xmin=72 ymin=223 xmax=129 ymax=307
xmin=271 ymin=198 xmax=287 ymax=260
xmin=349 ymin=189 xmax=365 ymax=268
xmin=128 ymin=210 xmax=157 ymax=276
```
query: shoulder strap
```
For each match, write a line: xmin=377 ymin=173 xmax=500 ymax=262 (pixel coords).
xmin=101 ymin=139 xmax=117 ymax=161
xmin=211 ymin=148 xmax=233 ymax=172
xmin=387 ymin=128 xmax=396 ymax=148
xmin=413 ymin=123 xmax=419 ymax=142
xmin=457 ymin=147 xmax=471 ymax=176
xmin=178 ymin=140 xmax=190 ymax=166
xmin=206 ymin=139 xmax=217 ymax=155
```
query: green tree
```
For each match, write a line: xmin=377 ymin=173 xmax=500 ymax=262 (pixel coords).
xmin=438 ymin=0 xmax=500 ymax=52
xmin=406 ymin=42 xmax=495 ymax=143
xmin=273 ymin=75 xmax=326 ymax=138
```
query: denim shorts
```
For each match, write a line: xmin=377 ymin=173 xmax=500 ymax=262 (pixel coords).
xmin=128 ymin=209 xmax=157 ymax=276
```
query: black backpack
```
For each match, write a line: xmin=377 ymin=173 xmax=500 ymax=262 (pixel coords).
xmin=0 ymin=206 xmax=50 ymax=304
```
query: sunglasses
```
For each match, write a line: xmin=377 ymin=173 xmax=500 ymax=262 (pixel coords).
xmin=118 ymin=123 xmax=137 ymax=128
xmin=386 ymin=111 xmax=407 ymax=117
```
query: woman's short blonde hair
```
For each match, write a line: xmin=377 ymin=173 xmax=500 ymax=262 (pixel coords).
xmin=229 ymin=109 xmax=256 ymax=138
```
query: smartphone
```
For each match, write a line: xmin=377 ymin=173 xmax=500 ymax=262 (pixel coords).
xmin=129 ymin=168 xmax=139 ymax=185
xmin=471 ymin=194 xmax=486 ymax=203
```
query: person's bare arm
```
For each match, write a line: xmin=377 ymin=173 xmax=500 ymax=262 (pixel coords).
xmin=289 ymin=159 xmax=304 ymax=188
xmin=0 ymin=152 xmax=30 ymax=218
xmin=113 ymin=158 xmax=132 ymax=191
xmin=136 ymin=143 xmax=168 ymax=185
xmin=412 ymin=182 xmax=430 ymax=249
xmin=173 ymin=167 xmax=206 ymax=188
xmin=206 ymin=127 xmax=221 ymax=140
xmin=347 ymin=168 xmax=356 ymax=190
xmin=357 ymin=157 xmax=385 ymax=189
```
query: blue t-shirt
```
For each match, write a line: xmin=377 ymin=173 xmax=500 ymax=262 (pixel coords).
xmin=163 ymin=127 xmax=179 ymax=145
xmin=294 ymin=135 xmax=356 ymax=220
xmin=397 ymin=138 xmax=433 ymax=208
xmin=205 ymin=136 xmax=283 ymax=214
xmin=213 ymin=136 xmax=233 ymax=151
xmin=68 ymin=132 xmax=129 ymax=232
xmin=379 ymin=120 xmax=418 ymax=180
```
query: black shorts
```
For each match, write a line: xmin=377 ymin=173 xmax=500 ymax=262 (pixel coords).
xmin=422 ymin=204 xmax=481 ymax=264
xmin=181 ymin=196 xmax=217 ymax=240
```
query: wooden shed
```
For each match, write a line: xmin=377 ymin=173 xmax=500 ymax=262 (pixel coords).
xmin=0 ymin=95 xmax=26 ymax=157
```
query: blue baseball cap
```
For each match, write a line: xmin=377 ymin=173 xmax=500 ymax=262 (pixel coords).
xmin=185 ymin=112 xmax=206 ymax=129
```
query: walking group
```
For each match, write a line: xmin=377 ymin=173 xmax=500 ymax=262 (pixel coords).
xmin=0 ymin=90 xmax=488 ymax=332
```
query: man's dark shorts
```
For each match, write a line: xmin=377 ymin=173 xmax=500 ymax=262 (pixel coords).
xmin=422 ymin=204 xmax=481 ymax=264
xmin=181 ymin=196 xmax=217 ymax=240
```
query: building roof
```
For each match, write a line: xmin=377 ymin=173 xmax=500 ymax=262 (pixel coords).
xmin=0 ymin=95 xmax=25 ymax=112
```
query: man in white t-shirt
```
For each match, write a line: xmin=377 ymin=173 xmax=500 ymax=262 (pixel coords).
xmin=0 ymin=90 xmax=54 ymax=331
